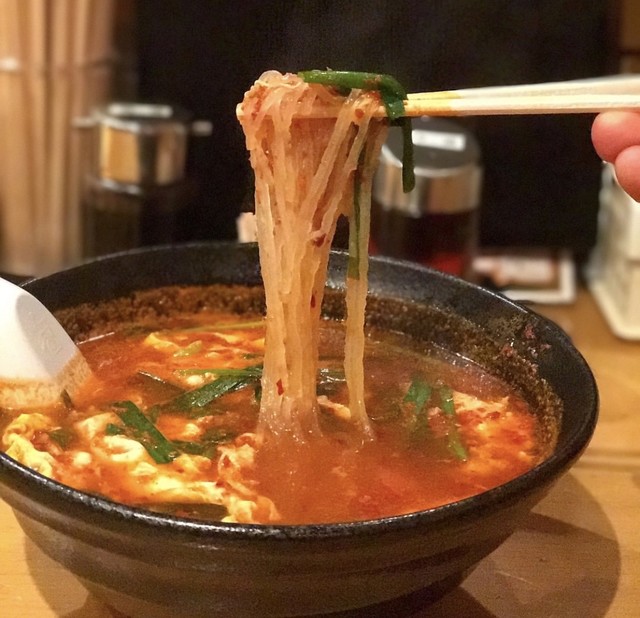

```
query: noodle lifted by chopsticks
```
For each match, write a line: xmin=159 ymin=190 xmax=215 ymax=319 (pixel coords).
xmin=238 ymin=71 xmax=389 ymax=442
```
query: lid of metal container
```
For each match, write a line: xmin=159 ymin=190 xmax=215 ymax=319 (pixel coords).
xmin=375 ymin=117 xmax=483 ymax=216
xmin=84 ymin=103 xmax=211 ymax=187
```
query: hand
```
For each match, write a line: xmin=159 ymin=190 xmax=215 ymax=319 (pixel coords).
xmin=592 ymin=111 xmax=640 ymax=201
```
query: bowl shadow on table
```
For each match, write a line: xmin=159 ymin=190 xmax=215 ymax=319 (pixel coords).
xmin=22 ymin=472 xmax=619 ymax=618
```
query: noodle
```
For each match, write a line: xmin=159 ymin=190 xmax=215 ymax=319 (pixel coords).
xmin=238 ymin=71 xmax=388 ymax=443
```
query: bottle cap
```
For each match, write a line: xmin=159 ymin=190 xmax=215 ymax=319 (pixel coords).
xmin=79 ymin=103 xmax=211 ymax=187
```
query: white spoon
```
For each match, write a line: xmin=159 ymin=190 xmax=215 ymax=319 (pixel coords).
xmin=0 ymin=277 xmax=91 ymax=409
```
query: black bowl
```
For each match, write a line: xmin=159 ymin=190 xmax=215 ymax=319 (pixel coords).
xmin=0 ymin=243 xmax=598 ymax=617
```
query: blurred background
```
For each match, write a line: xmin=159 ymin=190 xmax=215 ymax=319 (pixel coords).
xmin=129 ymin=0 xmax=619 ymax=256
xmin=0 ymin=0 xmax=635 ymax=287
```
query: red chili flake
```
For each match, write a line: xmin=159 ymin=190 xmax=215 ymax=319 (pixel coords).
xmin=312 ymin=234 xmax=326 ymax=247
xmin=355 ymin=108 xmax=364 ymax=119
xmin=310 ymin=293 xmax=316 ymax=308
xmin=276 ymin=379 xmax=284 ymax=395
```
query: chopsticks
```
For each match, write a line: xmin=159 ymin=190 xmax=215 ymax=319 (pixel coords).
xmin=237 ymin=75 xmax=640 ymax=119
xmin=402 ymin=75 xmax=640 ymax=117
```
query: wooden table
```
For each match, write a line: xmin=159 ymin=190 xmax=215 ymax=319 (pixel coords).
xmin=0 ymin=288 xmax=638 ymax=617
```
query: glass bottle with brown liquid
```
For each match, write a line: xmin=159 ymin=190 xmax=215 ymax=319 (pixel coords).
xmin=370 ymin=117 xmax=482 ymax=281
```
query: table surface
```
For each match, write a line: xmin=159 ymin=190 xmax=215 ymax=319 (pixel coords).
xmin=0 ymin=287 xmax=638 ymax=617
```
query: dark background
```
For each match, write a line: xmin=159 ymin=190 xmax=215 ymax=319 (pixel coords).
xmin=132 ymin=0 xmax=618 ymax=260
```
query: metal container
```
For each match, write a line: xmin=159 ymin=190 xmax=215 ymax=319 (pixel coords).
xmin=370 ymin=117 xmax=483 ymax=279
xmin=81 ymin=103 xmax=211 ymax=258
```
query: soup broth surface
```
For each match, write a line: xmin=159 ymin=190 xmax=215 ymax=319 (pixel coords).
xmin=0 ymin=307 xmax=549 ymax=524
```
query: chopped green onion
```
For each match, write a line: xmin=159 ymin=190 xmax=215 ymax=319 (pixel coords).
xmin=172 ymin=429 xmax=237 ymax=458
xmin=176 ymin=366 xmax=263 ymax=378
xmin=348 ymin=153 xmax=365 ymax=279
xmin=172 ymin=320 xmax=264 ymax=334
xmin=105 ymin=423 xmax=124 ymax=436
xmin=298 ymin=70 xmax=408 ymax=120
xmin=298 ymin=69 xmax=415 ymax=192
xmin=111 ymin=401 xmax=181 ymax=464
xmin=137 ymin=371 xmax=185 ymax=399
xmin=153 ymin=365 xmax=263 ymax=417
xmin=438 ymin=386 xmax=468 ymax=461
xmin=47 ymin=428 xmax=75 ymax=449
xmin=404 ymin=376 xmax=432 ymax=442
xmin=404 ymin=376 xmax=432 ymax=413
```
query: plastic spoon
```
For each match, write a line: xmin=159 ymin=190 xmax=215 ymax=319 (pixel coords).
xmin=0 ymin=277 xmax=91 ymax=409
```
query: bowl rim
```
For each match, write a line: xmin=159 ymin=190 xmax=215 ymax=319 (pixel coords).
xmin=0 ymin=242 xmax=599 ymax=541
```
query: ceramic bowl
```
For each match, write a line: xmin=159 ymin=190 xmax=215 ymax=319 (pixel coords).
xmin=0 ymin=243 xmax=598 ymax=617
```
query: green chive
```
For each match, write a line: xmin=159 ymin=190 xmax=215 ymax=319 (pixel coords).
xmin=438 ymin=387 xmax=468 ymax=461
xmin=176 ymin=366 xmax=263 ymax=378
xmin=47 ymin=428 xmax=75 ymax=449
xmin=404 ymin=376 xmax=432 ymax=442
xmin=153 ymin=366 xmax=263 ymax=417
xmin=298 ymin=69 xmax=415 ymax=192
xmin=112 ymin=401 xmax=180 ymax=464
xmin=298 ymin=70 xmax=408 ymax=119
xmin=348 ymin=154 xmax=364 ymax=280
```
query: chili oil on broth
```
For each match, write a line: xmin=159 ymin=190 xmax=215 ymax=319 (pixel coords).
xmin=0 ymin=304 xmax=549 ymax=525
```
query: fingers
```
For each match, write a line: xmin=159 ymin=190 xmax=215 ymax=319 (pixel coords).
xmin=592 ymin=112 xmax=640 ymax=201
xmin=611 ymin=145 xmax=640 ymax=202
xmin=592 ymin=111 xmax=640 ymax=161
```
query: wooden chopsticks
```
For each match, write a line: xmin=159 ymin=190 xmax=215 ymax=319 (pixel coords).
xmin=236 ymin=75 xmax=640 ymax=119
xmin=402 ymin=75 xmax=640 ymax=117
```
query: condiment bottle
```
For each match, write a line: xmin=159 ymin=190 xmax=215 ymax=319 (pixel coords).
xmin=81 ymin=102 xmax=210 ymax=258
xmin=370 ymin=117 xmax=483 ymax=280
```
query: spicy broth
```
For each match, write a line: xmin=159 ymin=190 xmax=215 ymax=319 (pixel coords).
xmin=0 ymin=309 xmax=550 ymax=524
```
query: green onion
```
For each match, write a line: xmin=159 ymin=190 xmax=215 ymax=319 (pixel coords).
xmin=176 ymin=366 xmax=263 ymax=378
xmin=107 ymin=401 xmax=238 ymax=463
xmin=105 ymin=423 xmax=124 ymax=436
xmin=172 ymin=429 xmax=237 ymax=458
xmin=298 ymin=70 xmax=408 ymax=120
xmin=298 ymin=69 xmax=415 ymax=192
xmin=348 ymin=152 xmax=365 ymax=279
xmin=153 ymin=365 xmax=263 ymax=417
xmin=111 ymin=401 xmax=180 ymax=464
xmin=155 ymin=377 xmax=249 ymax=416
xmin=47 ymin=428 xmax=75 ymax=449
xmin=171 ymin=320 xmax=265 ymax=334
xmin=404 ymin=376 xmax=432 ymax=442
xmin=137 ymin=371 xmax=185 ymax=399
xmin=404 ymin=377 xmax=432 ymax=413
xmin=438 ymin=386 xmax=468 ymax=461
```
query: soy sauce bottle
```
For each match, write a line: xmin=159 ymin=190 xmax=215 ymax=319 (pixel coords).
xmin=370 ymin=117 xmax=483 ymax=280
xmin=82 ymin=103 xmax=210 ymax=258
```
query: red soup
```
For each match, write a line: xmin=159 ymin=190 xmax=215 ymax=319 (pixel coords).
xmin=0 ymin=303 xmax=551 ymax=525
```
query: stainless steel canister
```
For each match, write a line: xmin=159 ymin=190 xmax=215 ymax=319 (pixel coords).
xmin=81 ymin=103 xmax=211 ymax=258
xmin=370 ymin=117 xmax=483 ymax=279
